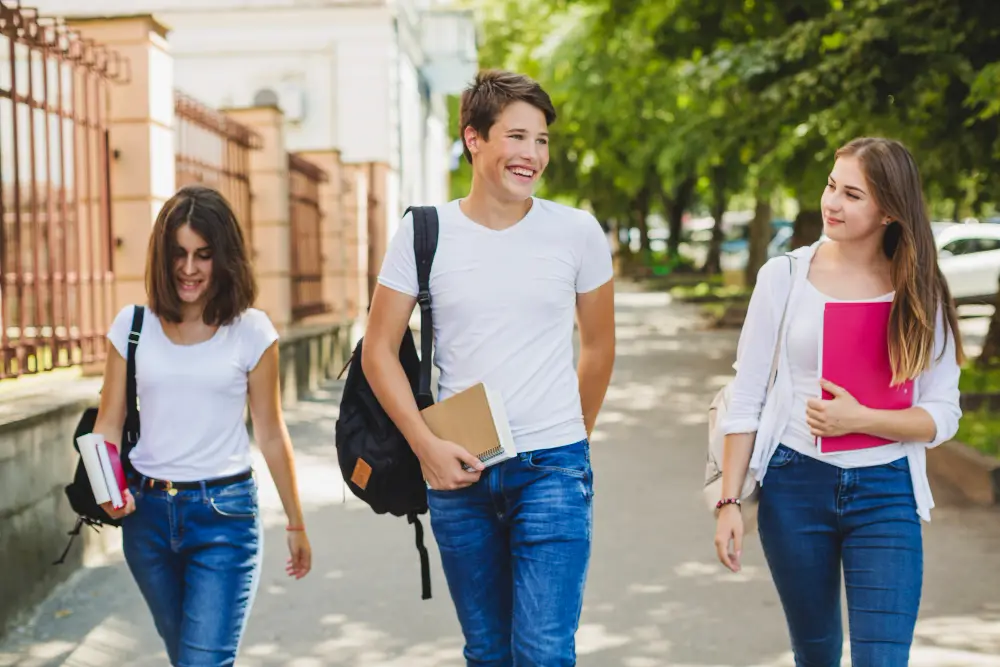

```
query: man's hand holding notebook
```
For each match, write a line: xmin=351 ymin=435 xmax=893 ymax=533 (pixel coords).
xmin=420 ymin=382 xmax=517 ymax=487
xmin=414 ymin=436 xmax=485 ymax=491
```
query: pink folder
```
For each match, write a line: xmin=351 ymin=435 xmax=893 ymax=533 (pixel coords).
xmin=817 ymin=301 xmax=913 ymax=454
xmin=104 ymin=442 xmax=129 ymax=509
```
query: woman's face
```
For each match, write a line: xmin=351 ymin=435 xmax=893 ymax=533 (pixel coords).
xmin=821 ymin=155 xmax=888 ymax=242
xmin=173 ymin=223 xmax=213 ymax=305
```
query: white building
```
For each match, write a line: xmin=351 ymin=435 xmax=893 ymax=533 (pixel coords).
xmin=31 ymin=0 xmax=478 ymax=240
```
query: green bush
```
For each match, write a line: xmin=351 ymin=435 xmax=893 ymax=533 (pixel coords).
xmin=959 ymin=363 xmax=1000 ymax=394
xmin=647 ymin=250 xmax=696 ymax=276
xmin=955 ymin=410 xmax=1000 ymax=458
xmin=954 ymin=364 xmax=1000 ymax=458
xmin=669 ymin=282 xmax=749 ymax=302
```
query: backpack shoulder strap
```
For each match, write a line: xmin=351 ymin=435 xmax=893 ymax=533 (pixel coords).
xmin=766 ymin=254 xmax=796 ymax=392
xmin=406 ymin=206 xmax=439 ymax=409
xmin=404 ymin=205 xmax=439 ymax=602
xmin=124 ymin=305 xmax=144 ymax=446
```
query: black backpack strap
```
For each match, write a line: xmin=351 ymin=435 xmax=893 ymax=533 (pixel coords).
xmin=404 ymin=205 xmax=439 ymax=601
xmin=407 ymin=205 xmax=439 ymax=409
xmin=123 ymin=306 xmax=144 ymax=461
xmin=408 ymin=513 xmax=432 ymax=600
xmin=54 ymin=308 xmax=144 ymax=566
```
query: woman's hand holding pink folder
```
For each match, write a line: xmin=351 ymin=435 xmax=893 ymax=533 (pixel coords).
xmin=811 ymin=300 xmax=914 ymax=453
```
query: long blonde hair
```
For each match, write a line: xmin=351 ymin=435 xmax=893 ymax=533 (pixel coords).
xmin=835 ymin=138 xmax=964 ymax=383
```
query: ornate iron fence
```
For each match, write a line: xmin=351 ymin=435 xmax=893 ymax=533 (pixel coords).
xmin=174 ymin=90 xmax=260 ymax=246
xmin=288 ymin=153 xmax=328 ymax=320
xmin=0 ymin=1 xmax=127 ymax=378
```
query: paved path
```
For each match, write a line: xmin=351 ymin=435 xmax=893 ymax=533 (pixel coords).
xmin=2 ymin=289 xmax=999 ymax=667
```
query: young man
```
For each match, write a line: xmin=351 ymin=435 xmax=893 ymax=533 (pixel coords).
xmin=362 ymin=69 xmax=616 ymax=666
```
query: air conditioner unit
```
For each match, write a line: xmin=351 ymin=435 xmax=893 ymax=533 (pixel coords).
xmin=420 ymin=9 xmax=478 ymax=94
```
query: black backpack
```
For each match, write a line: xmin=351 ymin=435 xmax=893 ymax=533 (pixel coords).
xmin=335 ymin=206 xmax=438 ymax=600
xmin=54 ymin=305 xmax=144 ymax=565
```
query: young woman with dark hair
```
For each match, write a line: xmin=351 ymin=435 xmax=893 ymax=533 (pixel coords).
xmin=92 ymin=184 xmax=312 ymax=666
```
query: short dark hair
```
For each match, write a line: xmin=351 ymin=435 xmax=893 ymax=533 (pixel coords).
xmin=146 ymin=185 xmax=257 ymax=326
xmin=460 ymin=69 xmax=557 ymax=164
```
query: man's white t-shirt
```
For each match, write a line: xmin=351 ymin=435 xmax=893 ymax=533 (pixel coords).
xmin=377 ymin=197 xmax=614 ymax=452
xmin=107 ymin=305 xmax=279 ymax=481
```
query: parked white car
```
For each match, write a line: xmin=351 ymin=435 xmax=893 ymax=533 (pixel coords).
xmin=936 ymin=223 xmax=1000 ymax=304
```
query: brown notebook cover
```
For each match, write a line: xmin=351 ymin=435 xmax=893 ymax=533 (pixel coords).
xmin=419 ymin=382 xmax=515 ymax=464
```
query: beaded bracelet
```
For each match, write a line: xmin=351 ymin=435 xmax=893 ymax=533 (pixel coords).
xmin=715 ymin=497 xmax=742 ymax=511
xmin=286 ymin=525 xmax=306 ymax=532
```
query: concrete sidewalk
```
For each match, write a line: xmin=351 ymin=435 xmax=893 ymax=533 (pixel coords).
xmin=1 ymin=289 xmax=999 ymax=666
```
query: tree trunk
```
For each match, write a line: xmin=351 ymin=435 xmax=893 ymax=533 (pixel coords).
xmin=634 ymin=184 xmax=651 ymax=255
xmin=791 ymin=208 xmax=823 ymax=249
xmin=745 ymin=185 xmax=772 ymax=286
xmin=978 ymin=280 xmax=1000 ymax=367
xmin=705 ymin=166 xmax=728 ymax=275
xmin=663 ymin=175 xmax=697 ymax=258
xmin=978 ymin=319 xmax=1000 ymax=368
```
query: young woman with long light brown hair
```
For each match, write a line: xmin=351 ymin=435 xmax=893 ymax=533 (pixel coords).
xmin=713 ymin=137 xmax=962 ymax=666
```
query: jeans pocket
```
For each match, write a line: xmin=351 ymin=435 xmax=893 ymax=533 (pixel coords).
xmin=767 ymin=445 xmax=798 ymax=469
xmin=524 ymin=443 xmax=591 ymax=479
xmin=427 ymin=482 xmax=475 ymax=497
xmin=209 ymin=485 xmax=258 ymax=519
xmin=885 ymin=456 xmax=910 ymax=472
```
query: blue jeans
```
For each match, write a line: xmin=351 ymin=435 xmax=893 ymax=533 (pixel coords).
xmin=122 ymin=475 xmax=263 ymax=666
xmin=758 ymin=445 xmax=922 ymax=667
xmin=427 ymin=439 xmax=594 ymax=667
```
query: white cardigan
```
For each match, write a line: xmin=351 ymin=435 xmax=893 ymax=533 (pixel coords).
xmin=721 ymin=241 xmax=962 ymax=521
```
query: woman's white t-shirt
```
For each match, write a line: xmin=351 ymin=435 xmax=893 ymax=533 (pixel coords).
xmin=107 ymin=305 xmax=279 ymax=482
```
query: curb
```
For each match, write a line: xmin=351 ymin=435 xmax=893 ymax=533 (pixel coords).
xmin=927 ymin=440 xmax=1000 ymax=505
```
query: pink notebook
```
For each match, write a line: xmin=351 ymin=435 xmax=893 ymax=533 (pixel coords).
xmin=103 ymin=442 xmax=129 ymax=508
xmin=817 ymin=301 xmax=913 ymax=454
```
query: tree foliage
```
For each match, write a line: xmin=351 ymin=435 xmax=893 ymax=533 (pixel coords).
xmin=458 ymin=0 xmax=1000 ymax=295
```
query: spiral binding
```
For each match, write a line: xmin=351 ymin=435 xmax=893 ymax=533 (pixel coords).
xmin=479 ymin=445 xmax=504 ymax=462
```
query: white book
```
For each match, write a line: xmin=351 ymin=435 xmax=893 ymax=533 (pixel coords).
xmin=95 ymin=440 xmax=124 ymax=509
xmin=483 ymin=385 xmax=517 ymax=466
xmin=77 ymin=433 xmax=112 ymax=506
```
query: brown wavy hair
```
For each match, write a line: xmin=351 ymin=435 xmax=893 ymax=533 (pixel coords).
xmin=459 ymin=69 xmax=557 ymax=164
xmin=835 ymin=137 xmax=963 ymax=383
xmin=146 ymin=185 xmax=257 ymax=326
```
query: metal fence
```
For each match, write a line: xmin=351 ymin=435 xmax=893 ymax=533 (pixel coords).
xmin=288 ymin=153 xmax=328 ymax=320
xmin=174 ymin=90 xmax=261 ymax=246
xmin=0 ymin=1 xmax=127 ymax=379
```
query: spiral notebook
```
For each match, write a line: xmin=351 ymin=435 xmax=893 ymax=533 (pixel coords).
xmin=420 ymin=382 xmax=517 ymax=467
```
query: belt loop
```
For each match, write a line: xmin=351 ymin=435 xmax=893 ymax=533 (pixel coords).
xmin=199 ymin=480 xmax=208 ymax=503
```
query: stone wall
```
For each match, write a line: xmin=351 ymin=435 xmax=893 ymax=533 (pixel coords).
xmin=0 ymin=380 xmax=111 ymax=635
